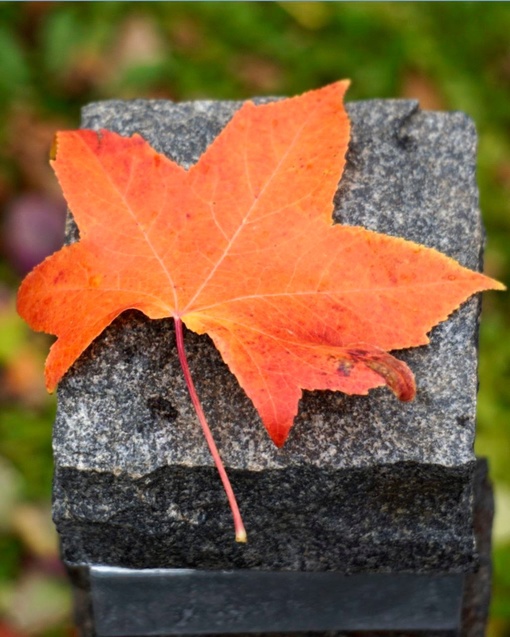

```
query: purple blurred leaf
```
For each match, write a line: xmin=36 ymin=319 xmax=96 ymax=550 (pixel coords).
xmin=2 ymin=193 xmax=66 ymax=275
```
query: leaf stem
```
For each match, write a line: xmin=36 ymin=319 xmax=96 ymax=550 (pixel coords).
xmin=174 ymin=317 xmax=247 ymax=543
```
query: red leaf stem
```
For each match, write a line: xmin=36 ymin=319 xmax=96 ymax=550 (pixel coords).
xmin=174 ymin=317 xmax=247 ymax=543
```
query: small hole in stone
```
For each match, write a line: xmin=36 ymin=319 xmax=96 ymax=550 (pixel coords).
xmin=147 ymin=396 xmax=179 ymax=422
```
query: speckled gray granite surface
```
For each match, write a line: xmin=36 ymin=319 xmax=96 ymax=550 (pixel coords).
xmin=53 ymin=97 xmax=485 ymax=572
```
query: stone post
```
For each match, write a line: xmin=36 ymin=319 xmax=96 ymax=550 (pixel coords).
xmin=53 ymin=97 xmax=492 ymax=637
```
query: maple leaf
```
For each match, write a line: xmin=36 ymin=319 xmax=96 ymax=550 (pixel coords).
xmin=17 ymin=81 xmax=503 ymax=541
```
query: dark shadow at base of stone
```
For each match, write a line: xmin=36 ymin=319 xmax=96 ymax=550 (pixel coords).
xmin=65 ymin=460 xmax=492 ymax=637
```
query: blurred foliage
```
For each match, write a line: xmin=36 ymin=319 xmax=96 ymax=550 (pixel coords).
xmin=0 ymin=2 xmax=509 ymax=635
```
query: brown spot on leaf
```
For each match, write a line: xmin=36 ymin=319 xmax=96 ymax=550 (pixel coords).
xmin=337 ymin=360 xmax=353 ymax=376
xmin=52 ymin=271 xmax=65 ymax=285
xmin=49 ymin=136 xmax=58 ymax=161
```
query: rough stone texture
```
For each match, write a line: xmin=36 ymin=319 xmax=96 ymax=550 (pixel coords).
xmin=54 ymin=97 xmax=485 ymax=572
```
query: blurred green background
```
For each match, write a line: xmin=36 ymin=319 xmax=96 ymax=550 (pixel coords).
xmin=0 ymin=2 xmax=509 ymax=635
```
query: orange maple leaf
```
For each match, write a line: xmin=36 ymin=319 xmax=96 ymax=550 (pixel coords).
xmin=17 ymin=81 xmax=503 ymax=540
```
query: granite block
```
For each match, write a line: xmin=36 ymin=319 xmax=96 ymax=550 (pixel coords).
xmin=53 ymin=96 xmax=485 ymax=572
